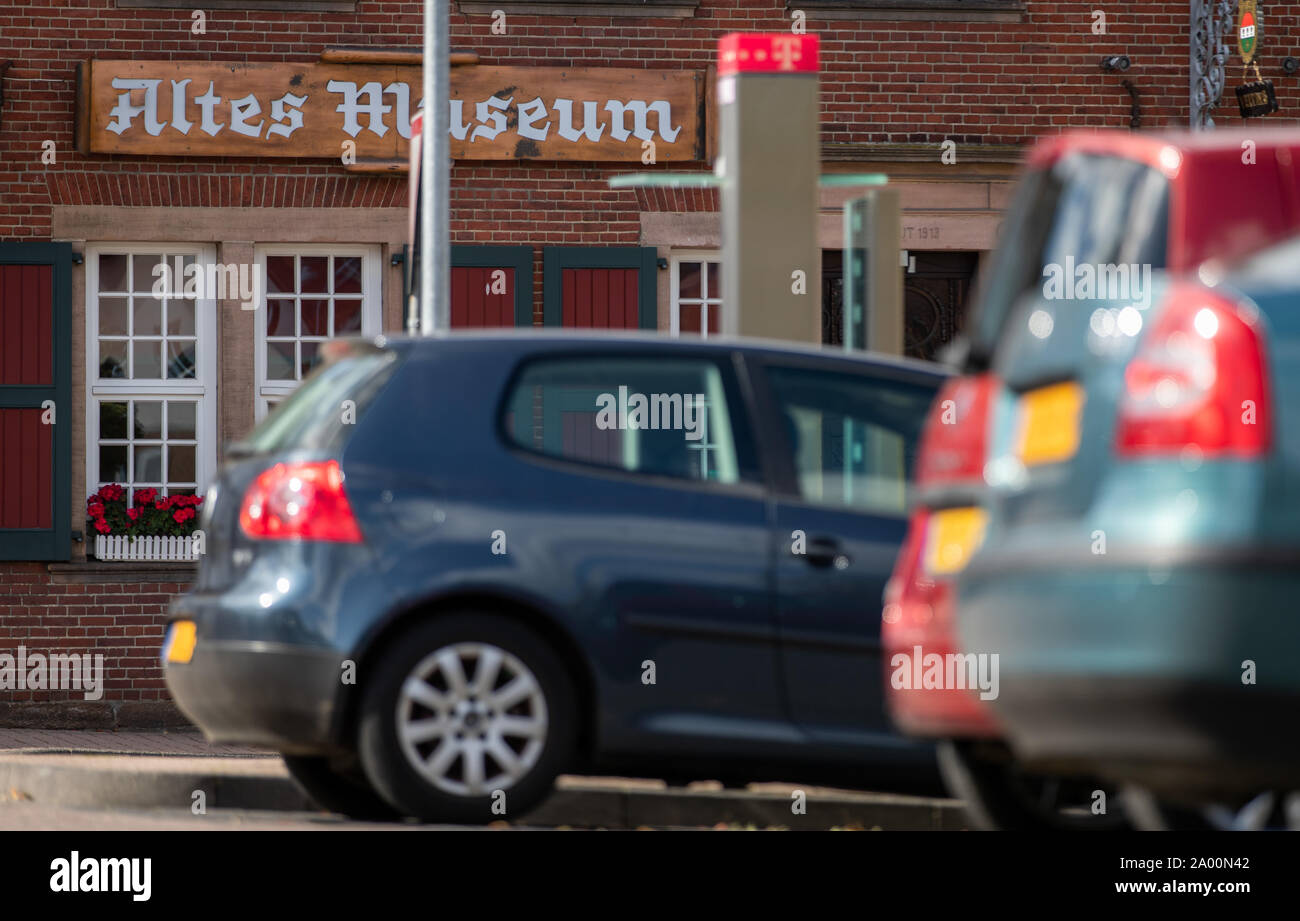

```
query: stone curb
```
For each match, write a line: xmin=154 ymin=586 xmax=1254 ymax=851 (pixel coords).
xmin=0 ymin=753 xmax=966 ymax=829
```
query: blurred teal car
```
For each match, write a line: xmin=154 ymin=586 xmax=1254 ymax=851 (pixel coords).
xmin=954 ymin=236 xmax=1300 ymax=829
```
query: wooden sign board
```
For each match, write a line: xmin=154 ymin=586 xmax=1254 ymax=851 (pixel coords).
xmin=80 ymin=60 xmax=705 ymax=162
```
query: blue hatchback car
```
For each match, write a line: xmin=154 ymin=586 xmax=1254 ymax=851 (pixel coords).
xmin=164 ymin=332 xmax=944 ymax=822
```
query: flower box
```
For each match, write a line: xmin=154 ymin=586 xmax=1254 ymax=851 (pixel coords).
xmin=94 ymin=534 xmax=199 ymax=562
xmin=86 ymin=484 xmax=205 ymax=561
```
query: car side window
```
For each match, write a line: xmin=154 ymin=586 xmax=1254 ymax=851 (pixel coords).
xmin=765 ymin=365 xmax=932 ymax=516
xmin=504 ymin=355 xmax=756 ymax=485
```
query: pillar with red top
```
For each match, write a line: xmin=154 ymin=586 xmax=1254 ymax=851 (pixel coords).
xmin=717 ymin=32 xmax=821 ymax=343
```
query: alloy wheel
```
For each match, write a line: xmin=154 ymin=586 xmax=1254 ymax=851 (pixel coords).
xmin=394 ymin=642 xmax=549 ymax=797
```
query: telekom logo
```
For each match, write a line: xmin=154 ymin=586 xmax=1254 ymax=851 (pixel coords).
xmin=771 ymin=36 xmax=804 ymax=71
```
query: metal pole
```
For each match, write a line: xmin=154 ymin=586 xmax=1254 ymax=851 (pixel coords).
xmin=419 ymin=0 xmax=450 ymax=334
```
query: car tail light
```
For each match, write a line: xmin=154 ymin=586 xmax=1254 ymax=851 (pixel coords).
xmin=882 ymin=509 xmax=1001 ymax=738
xmin=1116 ymin=284 xmax=1270 ymax=457
xmin=914 ymin=373 xmax=995 ymax=487
xmin=883 ymin=370 xmax=1002 ymax=738
xmin=239 ymin=460 xmax=363 ymax=543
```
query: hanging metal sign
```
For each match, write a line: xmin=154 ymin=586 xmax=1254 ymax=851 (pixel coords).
xmin=1235 ymin=2 xmax=1277 ymax=118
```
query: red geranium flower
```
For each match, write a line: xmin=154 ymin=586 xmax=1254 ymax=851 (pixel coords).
xmin=87 ymin=500 xmax=105 ymax=518
xmin=93 ymin=519 xmax=111 ymax=534
xmin=127 ymin=507 xmax=140 ymax=521
xmin=155 ymin=496 xmax=173 ymax=511
xmin=134 ymin=487 xmax=157 ymax=506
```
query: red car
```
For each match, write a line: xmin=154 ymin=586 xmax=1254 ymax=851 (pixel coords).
xmin=884 ymin=127 xmax=1300 ymax=829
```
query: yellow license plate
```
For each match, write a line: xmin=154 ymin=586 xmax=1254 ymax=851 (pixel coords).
xmin=925 ymin=507 xmax=988 ymax=575
xmin=1015 ymin=381 xmax=1084 ymax=466
xmin=164 ymin=621 xmax=197 ymax=664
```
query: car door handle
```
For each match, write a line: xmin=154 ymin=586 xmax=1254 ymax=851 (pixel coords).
xmin=797 ymin=537 xmax=849 ymax=569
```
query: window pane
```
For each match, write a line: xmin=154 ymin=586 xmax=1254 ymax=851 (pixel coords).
xmin=99 ymin=297 xmax=129 ymax=335
xmin=166 ymin=339 xmax=197 ymax=379
xmin=132 ymin=340 xmax=162 ymax=379
xmin=504 ymin=357 xmax=750 ymax=485
xmin=300 ymin=341 xmax=322 ymax=377
xmin=678 ymin=262 xmax=702 ymax=300
xmin=300 ymin=256 xmax=329 ymax=293
xmin=266 ymin=299 xmax=295 ymax=336
xmin=100 ymin=401 xmax=128 ymax=440
xmin=169 ymin=401 xmax=197 ymax=439
xmin=334 ymin=256 xmax=363 ymax=293
xmin=679 ymin=304 xmax=702 ymax=335
xmin=133 ymin=254 xmax=165 ymax=293
xmin=134 ymin=401 xmax=163 ymax=439
xmin=99 ymin=254 xmax=129 ymax=292
xmin=766 ymin=367 xmax=934 ymax=515
xmin=168 ymin=444 xmax=196 ymax=483
xmin=267 ymin=256 xmax=296 ymax=294
xmin=134 ymin=444 xmax=163 ymax=482
xmin=99 ymin=340 xmax=128 ymax=379
xmin=166 ymin=299 xmax=195 ymax=336
xmin=267 ymin=341 xmax=295 ymax=381
xmin=334 ymin=299 xmax=363 ymax=333
xmin=134 ymin=297 xmax=162 ymax=336
xmin=99 ymin=444 xmax=128 ymax=483
xmin=301 ymin=299 xmax=330 ymax=336
xmin=708 ymin=262 xmax=721 ymax=300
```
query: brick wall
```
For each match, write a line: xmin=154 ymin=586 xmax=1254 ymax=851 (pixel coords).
xmin=0 ymin=561 xmax=190 ymax=727
xmin=4 ymin=2 xmax=1296 ymax=300
xmin=2 ymin=1 xmax=1299 ymax=724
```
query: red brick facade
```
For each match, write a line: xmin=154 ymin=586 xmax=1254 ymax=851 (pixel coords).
xmin=1 ymin=0 xmax=1297 ymax=725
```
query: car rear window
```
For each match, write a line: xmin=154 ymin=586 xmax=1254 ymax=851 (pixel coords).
xmin=234 ymin=349 xmax=399 ymax=455
xmin=966 ymin=153 xmax=1170 ymax=366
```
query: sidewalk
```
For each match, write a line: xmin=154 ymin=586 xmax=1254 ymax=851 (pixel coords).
xmin=0 ymin=727 xmax=268 ymax=757
xmin=0 ymin=729 xmax=967 ymax=829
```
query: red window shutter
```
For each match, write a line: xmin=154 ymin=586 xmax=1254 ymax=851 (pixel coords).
xmin=561 ymin=268 xmax=640 ymax=329
xmin=0 ymin=245 xmax=71 ymax=560
xmin=450 ymin=265 xmax=517 ymax=328
xmin=0 ymin=409 xmax=52 ymax=529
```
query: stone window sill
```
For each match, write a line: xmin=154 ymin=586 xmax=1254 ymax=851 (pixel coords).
xmin=116 ymin=0 xmax=357 ymax=11
xmin=795 ymin=1 xmax=1026 ymax=22
xmin=48 ymin=561 xmax=197 ymax=586
xmin=458 ymin=0 xmax=699 ymax=18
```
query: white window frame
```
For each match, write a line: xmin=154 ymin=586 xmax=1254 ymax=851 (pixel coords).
xmin=669 ymin=250 xmax=723 ymax=338
xmin=253 ymin=244 xmax=383 ymax=421
xmin=85 ymin=243 xmax=219 ymax=500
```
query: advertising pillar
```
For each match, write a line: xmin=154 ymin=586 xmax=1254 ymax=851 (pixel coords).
xmin=717 ymin=33 xmax=821 ymax=343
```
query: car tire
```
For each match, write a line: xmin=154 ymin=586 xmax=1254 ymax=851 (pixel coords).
xmin=1122 ymin=786 xmax=1300 ymax=830
xmin=938 ymin=740 xmax=1130 ymax=830
xmin=358 ymin=613 xmax=578 ymax=824
xmin=282 ymin=755 xmax=403 ymax=822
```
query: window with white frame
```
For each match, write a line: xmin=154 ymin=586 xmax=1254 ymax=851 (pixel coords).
xmin=86 ymin=245 xmax=218 ymax=502
xmin=255 ymin=245 xmax=382 ymax=419
xmin=670 ymin=253 xmax=722 ymax=337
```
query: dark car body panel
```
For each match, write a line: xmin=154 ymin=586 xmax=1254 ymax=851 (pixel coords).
xmin=166 ymin=333 xmax=946 ymax=787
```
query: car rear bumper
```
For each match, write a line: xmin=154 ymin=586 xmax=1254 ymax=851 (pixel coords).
xmin=956 ymin=554 xmax=1300 ymax=794
xmin=165 ymin=637 xmax=343 ymax=751
xmin=163 ymin=589 xmax=348 ymax=753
